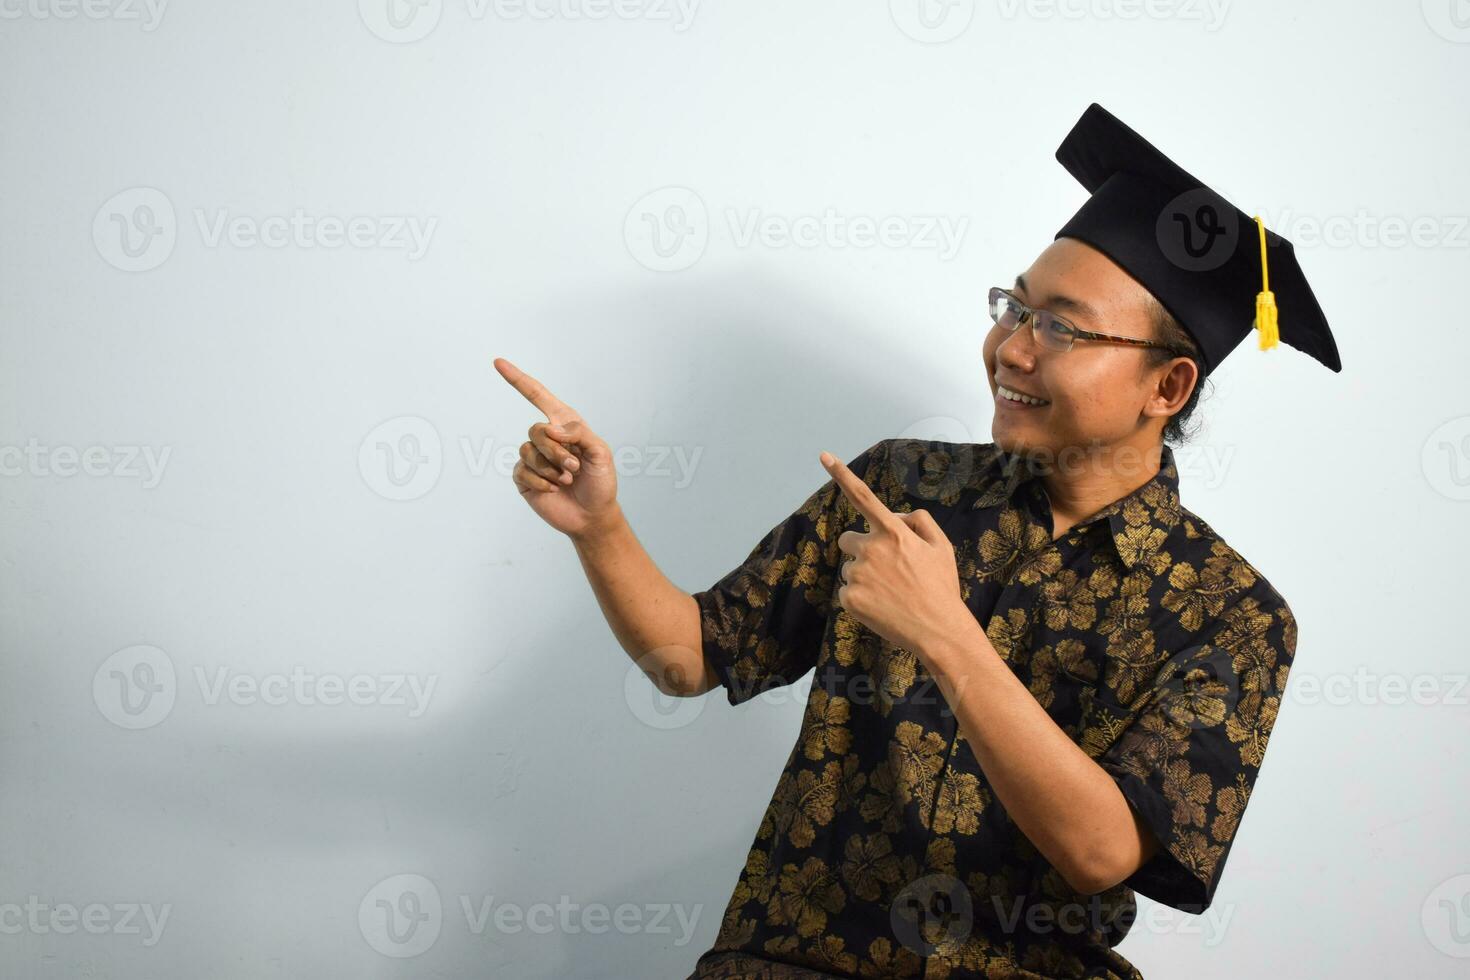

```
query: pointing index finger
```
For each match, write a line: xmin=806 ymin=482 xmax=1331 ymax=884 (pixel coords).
xmin=494 ymin=357 xmax=576 ymax=423
xmin=820 ymin=451 xmax=899 ymax=534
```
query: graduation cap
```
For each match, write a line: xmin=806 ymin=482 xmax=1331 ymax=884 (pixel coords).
xmin=1052 ymin=102 xmax=1342 ymax=376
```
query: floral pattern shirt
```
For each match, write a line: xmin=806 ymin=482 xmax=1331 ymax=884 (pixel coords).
xmin=685 ymin=438 xmax=1297 ymax=979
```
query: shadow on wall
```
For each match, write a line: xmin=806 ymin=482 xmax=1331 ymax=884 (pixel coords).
xmin=78 ymin=266 xmax=989 ymax=978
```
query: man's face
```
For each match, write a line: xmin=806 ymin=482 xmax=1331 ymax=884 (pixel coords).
xmin=983 ymin=237 xmax=1184 ymax=458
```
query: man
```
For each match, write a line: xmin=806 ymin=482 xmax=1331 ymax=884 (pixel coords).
xmin=499 ymin=103 xmax=1341 ymax=978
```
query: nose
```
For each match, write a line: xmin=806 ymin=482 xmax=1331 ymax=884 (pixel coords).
xmin=995 ymin=318 xmax=1041 ymax=373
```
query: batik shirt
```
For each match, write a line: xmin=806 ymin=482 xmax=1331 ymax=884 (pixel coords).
xmin=686 ymin=438 xmax=1297 ymax=979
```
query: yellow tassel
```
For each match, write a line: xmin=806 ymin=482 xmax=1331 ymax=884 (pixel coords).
xmin=1253 ymin=214 xmax=1279 ymax=351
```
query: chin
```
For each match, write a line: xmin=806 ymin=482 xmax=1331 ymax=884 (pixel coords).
xmin=991 ymin=428 xmax=1038 ymax=455
xmin=992 ymin=422 xmax=1069 ymax=461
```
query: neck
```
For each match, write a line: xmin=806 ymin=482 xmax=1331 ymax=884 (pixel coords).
xmin=1035 ymin=440 xmax=1164 ymax=539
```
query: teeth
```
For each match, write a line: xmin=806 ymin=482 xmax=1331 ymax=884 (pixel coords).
xmin=999 ymin=384 xmax=1049 ymax=406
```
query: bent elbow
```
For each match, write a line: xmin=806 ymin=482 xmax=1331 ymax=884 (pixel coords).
xmin=645 ymin=653 xmax=718 ymax=698
xmin=1060 ymin=850 xmax=1130 ymax=897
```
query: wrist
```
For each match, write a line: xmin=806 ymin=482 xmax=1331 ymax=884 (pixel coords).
xmin=570 ymin=503 xmax=628 ymax=549
xmin=917 ymin=605 xmax=989 ymax=675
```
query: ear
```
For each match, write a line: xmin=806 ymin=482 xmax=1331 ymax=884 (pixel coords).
xmin=1146 ymin=355 xmax=1197 ymax=420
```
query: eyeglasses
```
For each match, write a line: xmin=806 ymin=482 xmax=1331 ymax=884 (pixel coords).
xmin=987 ymin=286 xmax=1191 ymax=356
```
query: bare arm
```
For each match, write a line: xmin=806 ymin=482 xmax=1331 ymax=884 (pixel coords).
xmin=496 ymin=356 xmax=715 ymax=699
xmin=921 ymin=620 xmax=1162 ymax=894
xmin=569 ymin=505 xmax=717 ymax=698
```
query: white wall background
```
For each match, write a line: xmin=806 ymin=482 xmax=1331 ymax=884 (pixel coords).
xmin=1 ymin=2 xmax=1466 ymax=977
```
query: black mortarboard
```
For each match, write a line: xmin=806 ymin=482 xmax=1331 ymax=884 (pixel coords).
xmin=1053 ymin=102 xmax=1342 ymax=376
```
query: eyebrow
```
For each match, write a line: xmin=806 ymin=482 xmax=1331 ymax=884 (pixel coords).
xmin=1013 ymin=273 xmax=1101 ymax=325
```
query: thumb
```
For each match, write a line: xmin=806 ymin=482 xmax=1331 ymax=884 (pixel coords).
xmin=548 ymin=419 xmax=609 ymax=465
xmin=901 ymin=507 xmax=946 ymax=545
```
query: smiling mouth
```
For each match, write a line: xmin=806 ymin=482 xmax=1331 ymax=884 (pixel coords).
xmin=996 ymin=383 xmax=1050 ymax=406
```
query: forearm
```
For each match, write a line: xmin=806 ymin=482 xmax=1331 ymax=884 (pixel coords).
xmin=570 ymin=504 xmax=708 ymax=697
xmin=918 ymin=616 xmax=1154 ymax=894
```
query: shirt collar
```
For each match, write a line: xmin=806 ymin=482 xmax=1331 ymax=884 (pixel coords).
xmin=969 ymin=443 xmax=1182 ymax=570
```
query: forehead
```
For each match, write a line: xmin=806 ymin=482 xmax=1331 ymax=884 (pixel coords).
xmin=1015 ymin=238 xmax=1154 ymax=332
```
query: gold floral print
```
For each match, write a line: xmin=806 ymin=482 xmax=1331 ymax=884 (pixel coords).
xmin=840 ymin=833 xmax=904 ymax=902
xmin=689 ymin=438 xmax=1299 ymax=980
xmin=1038 ymin=568 xmax=1104 ymax=631
xmin=888 ymin=721 xmax=949 ymax=827
xmin=931 ymin=770 xmax=990 ymax=836
xmin=803 ymin=688 xmax=854 ymax=761
xmin=770 ymin=858 xmax=847 ymax=938
xmin=762 ymin=760 xmax=846 ymax=849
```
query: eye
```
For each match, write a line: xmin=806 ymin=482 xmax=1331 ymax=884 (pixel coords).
xmin=991 ymin=292 xmax=1023 ymax=328
xmin=1036 ymin=313 xmax=1076 ymax=350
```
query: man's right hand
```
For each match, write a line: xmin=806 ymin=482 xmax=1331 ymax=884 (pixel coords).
xmin=495 ymin=356 xmax=620 ymax=539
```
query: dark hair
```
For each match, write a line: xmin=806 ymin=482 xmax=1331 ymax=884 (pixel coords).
xmin=1142 ymin=296 xmax=1208 ymax=445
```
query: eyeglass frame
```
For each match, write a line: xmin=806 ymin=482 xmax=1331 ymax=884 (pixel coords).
xmin=987 ymin=286 xmax=1194 ymax=358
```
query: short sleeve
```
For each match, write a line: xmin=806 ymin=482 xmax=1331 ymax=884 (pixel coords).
xmin=691 ymin=439 xmax=888 ymax=707
xmin=1097 ymin=587 xmax=1297 ymax=912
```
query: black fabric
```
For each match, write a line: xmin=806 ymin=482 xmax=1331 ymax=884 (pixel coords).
xmin=1053 ymin=102 xmax=1342 ymax=376
xmin=688 ymin=439 xmax=1298 ymax=979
